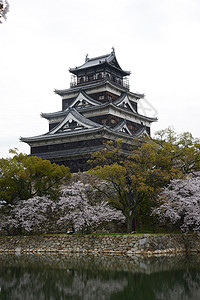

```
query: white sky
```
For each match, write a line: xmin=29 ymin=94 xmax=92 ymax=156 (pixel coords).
xmin=1 ymin=0 xmax=200 ymax=158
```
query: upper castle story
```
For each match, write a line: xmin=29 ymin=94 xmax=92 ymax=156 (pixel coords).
xmin=69 ymin=48 xmax=130 ymax=90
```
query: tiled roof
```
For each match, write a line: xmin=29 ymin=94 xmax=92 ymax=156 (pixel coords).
xmin=21 ymin=125 xmax=143 ymax=144
xmin=69 ymin=90 xmax=101 ymax=107
xmin=42 ymin=99 xmax=157 ymax=123
xmin=69 ymin=50 xmax=130 ymax=76
xmin=42 ymin=90 xmax=101 ymax=119
xmin=48 ymin=108 xmax=102 ymax=135
xmin=54 ymin=78 xmax=142 ymax=98
xmin=20 ymin=126 xmax=103 ymax=143
xmin=113 ymin=93 xmax=137 ymax=113
xmin=21 ymin=108 xmax=103 ymax=142
xmin=113 ymin=120 xmax=133 ymax=136
xmin=70 ymin=53 xmax=111 ymax=70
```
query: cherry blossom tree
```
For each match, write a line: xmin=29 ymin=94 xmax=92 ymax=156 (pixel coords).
xmin=0 ymin=0 xmax=9 ymax=23
xmin=153 ymin=173 xmax=200 ymax=234
xmin=0 ymin=181 xmax=125 ymax=235
xmin=0 ymin=196 xmax=56 ymax=234
xmin=57 ymin=181 xmax=125 ymax=233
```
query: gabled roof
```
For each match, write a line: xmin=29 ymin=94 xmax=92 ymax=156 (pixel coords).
xmin=21 ymin=108 xmax=103 ymax=143
xmin=20 ymin=126 xmax=104 ymax=143
xmin=69 ymin=49 xmax=130 ymax=76
xmin=69 ymin=90 xmax=101 ymax=108
xmin=21 ymin=107 xmax=151 ymax=145
xmin=21 ymin=124 xmax=143 ymax=145
xmin=42 ymin=96 xmax=157 ymax=124
xmin=48 ymin=108 xmax=101 ymax=135
xmin=80 ymin=101 xmax=157 ymax=123
xmin=113 ymin=121 xmax=150 ymax=138
xmin=113 ymin=120 xmax=133 ymax=136
xmin=114 ymin=93 xmax=137 ymax=113
xmin=134 ymin=126 xmax=150 ymax=137
xmin=42 ymin=90 xmax=101 ymax=120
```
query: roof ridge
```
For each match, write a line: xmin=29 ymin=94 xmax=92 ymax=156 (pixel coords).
xmin=87 ymin=53 xmax=111 ymax=62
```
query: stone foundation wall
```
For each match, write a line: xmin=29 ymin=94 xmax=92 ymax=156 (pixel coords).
xmin=0 ymin=234 xmax=199 ymax=255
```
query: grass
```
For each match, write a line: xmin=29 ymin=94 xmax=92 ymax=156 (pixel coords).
xmin=42 ymin=231 xmax=178 ymax=236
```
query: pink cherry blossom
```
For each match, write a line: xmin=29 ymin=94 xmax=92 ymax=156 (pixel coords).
xmin=153 ymin=172 xmax=200 ymax=234
xmin=0 ymin=181 xmax=125 ymax=234
xmin=57 ymin=181 xmax=125 ymax=233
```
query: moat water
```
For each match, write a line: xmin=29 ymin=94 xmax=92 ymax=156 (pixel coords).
xmin=0 ymin=253 xmax=199 ymax=300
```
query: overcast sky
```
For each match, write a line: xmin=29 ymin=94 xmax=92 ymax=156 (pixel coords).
xmin=1 ymin=0 xmax=200 ymax=158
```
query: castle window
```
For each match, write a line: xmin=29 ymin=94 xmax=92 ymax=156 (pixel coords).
xmin=98 ymin=73 xmax=102 ymax=79
xmin=88 ymin=75 xmax=93 ymax=81
xmin=99 ymin=95 xmax=104 ymax=100
xmin=69 ymin=120 xmax=77 ymax=128
xmin=82 ymin=100 xmax=87 ymax=106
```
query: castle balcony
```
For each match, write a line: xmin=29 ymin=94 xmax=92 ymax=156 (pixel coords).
xmin=70 ymin=74 xmax=129 ymax=90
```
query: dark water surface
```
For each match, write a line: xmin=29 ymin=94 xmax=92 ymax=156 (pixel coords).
xmin=0 ymin=253 xmax=200 ymax=300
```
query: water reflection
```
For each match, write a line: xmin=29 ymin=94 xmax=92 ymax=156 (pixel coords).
xmin=0 ymin=254 xmax=199 ymax=300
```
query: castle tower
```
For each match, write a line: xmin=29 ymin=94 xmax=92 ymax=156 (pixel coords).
xmin=21 ymin=50 xmax=157 ymax=172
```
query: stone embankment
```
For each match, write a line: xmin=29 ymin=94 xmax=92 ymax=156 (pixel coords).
xmin=0 ymin=234 xmax=199 ymax=255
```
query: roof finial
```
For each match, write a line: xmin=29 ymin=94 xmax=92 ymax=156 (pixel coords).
xmin=111 ymin=47 xmax=115 ymax=54
xmin=85 ymin=53 xmax=89 ymax=62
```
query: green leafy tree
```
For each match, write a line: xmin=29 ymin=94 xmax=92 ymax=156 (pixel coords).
xmin=90 ymin=129 xmax=200 ymax=232
xmin=90 ymin=140 xmax=183 ymax=232
xmin=0 ymin=149 xmax=71 ymax=204
xmin=154 ymin=127 xmax=200 ymax=174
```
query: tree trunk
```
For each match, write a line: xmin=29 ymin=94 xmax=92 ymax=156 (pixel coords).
xmin=126 ymin=215 xmax=135 ymax=233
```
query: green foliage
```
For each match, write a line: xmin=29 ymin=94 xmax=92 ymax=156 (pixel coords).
xmin=154 ymin=127 xmax=200 ymax=174
xmin=88 ymin=139 xmax=125 ymax=167
xmin=0 ymin=149 xmax=71 ymax=204
xmin=89 ymin=128 xmax=200 ymax=233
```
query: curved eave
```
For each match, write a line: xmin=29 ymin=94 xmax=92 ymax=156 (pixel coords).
xmin=70 ymin=61 xmax=130 ymax=77
xmin=41 ymin=99 xmax=157 ymax=123
xmin=41 ymin=90 xmax=101 ymax=119
xmin=134 ymin=127 xmax=149 ymax=137
xmin=68 ymin=89 xmax=101 ymax=108
xmin=69 ymin=51 xmax=130 ymax=76
xmin=106 ymin=62 xmax=130 ymax=76
xmin=80 ymin=102 xmax=158 ymax=123
xmin=20 ymin=126 xmax=144 ymax=146
xmin=69 ymin=53 xmax=111 ymax=73
xmin=41 ymin=111 xmax=63 ymax=119
xmin=20 ymin=126 xmax=104 ymax=144
xmin=78 ymin=90 xmax=101 ymax=105
xmin=54 ymin=79 xmax=143 ymax=99
xmin=69 ymin=60 xmax=107 ymax=75
xmin=109 ymin=103 xmax=158 ymax=122
xmin=54 ymin=78 xmax=108 ymax=95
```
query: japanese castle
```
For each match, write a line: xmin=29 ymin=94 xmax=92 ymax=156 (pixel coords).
xmin=21 ymin=49 xmax=157 ymax=172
